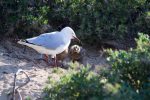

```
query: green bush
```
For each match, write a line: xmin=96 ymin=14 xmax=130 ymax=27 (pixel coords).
xmin=43 ymin=33 xmax=150 ymax=99
xmin=1 ymin=0 xmax=149 ymax=44
xmin=44 ymin=66 xmax=139 ymax=100
xmin=0 ymin=0 xmax=49 ymax=38
xmin=48 ymin=0 xmax=150 ymax=44
xmin=107 ymin=33 xmax=150 ymax=98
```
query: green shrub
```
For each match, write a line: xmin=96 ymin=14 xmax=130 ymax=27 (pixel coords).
xmin=48 ymin=0 xmax=150 ymax=44
xmin=44 ymin=66 xmax=138 ymax=100
xmin=107 ymin=33 xmax=150 ymax=98
xmin=0 ymin=0 xmax=49 ymax=38
xmin=43 ymin=33 xmax=150 ymax=99
xmin=1 ymin=0 xmax=149 ymax=44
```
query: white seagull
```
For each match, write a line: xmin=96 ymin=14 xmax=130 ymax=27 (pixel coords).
xmin=18 ymin=27 xmax=80 ymax=66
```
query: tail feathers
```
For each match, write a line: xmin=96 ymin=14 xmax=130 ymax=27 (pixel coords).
xmin=17 ymin=39 xmax=39 ymax=49
xmin=17 ymin=39 xmax=28 ymax=45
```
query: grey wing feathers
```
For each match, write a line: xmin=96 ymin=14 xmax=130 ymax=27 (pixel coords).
xmin=26 ymin=32 xmax=65 ymax=49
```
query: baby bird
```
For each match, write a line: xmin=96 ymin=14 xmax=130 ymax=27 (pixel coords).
xmin=69 ymin=45 xmax=83 ymax=63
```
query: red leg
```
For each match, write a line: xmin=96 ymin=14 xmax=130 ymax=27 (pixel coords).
xmin=54 ymin=56 xmax=57 ymax=67
xmin=49 ymin=56 xmax=58 ymax=67
xmin=44 ymin=54 xmax=49 ymax=63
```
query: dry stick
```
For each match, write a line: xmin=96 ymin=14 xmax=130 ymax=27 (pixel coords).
xmin=15 ymin=70 xmax=30 ymax=90
xmin=12 ymin=69 xmax=30 ymax=100
xmin=12 ymin=73 xmax=17 ymax=100
xmin=16 ymin=89 xmax=22 ymax=100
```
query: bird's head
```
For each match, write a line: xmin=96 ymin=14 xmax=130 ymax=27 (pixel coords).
xmin=61 ymin=26 xmax=81 ymax=43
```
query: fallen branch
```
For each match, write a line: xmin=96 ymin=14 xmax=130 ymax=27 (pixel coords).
xmin=8 ymin=69 xmax=30 ymax=100
xmin=16 ymin=69 xmax=30 ymax=90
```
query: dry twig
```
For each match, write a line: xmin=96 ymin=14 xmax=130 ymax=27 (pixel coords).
xmin=8 ymin=69 xmax=30 ymax=100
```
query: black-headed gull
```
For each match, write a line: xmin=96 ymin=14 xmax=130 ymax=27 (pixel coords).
xmin=18 ymin=27 xmax=80 ymax=67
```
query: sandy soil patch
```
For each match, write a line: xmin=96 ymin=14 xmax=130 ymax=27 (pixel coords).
xmin=0 ymin=41 xmax=108 ymax=100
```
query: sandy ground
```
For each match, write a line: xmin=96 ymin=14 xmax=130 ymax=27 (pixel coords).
xmin=0 ymin=41 xmax=108 ymax=100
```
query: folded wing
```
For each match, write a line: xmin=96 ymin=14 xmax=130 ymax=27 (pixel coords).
xmin=26 ymin=32 xmax=65 ymax=50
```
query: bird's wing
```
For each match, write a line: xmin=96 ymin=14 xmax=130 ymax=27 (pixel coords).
xmin=26 ymin=31 xmax=65 ymax=50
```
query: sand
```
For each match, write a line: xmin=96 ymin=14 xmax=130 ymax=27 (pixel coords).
xmin=0 ymin=40 xmax=107 ymax=100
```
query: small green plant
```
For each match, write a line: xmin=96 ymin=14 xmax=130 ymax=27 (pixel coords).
xmin=25 ymin=96 xmax=31 ymax=100
xmin=52 ymin=67 xmax=64 ymax=74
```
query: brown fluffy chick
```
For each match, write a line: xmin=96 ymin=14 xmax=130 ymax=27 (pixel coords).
xmin=69 ymin=45 xmax=83 ymax=62
xmin=56 ymin=48 xmax=68 ymax=61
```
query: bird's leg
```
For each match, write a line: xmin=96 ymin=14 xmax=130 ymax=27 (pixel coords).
xmin=50 ymin=56 xmax=57 ymax=67
xmin=44 ymin=54 xmax=49 ymax=63
xmin=54 ymin=56 xmax=57 ymax=67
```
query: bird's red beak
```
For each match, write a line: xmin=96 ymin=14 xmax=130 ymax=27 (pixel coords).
xmin=73 ymin=36 xmax=80 ymax=41
xmin=73 ymin=36 xmax=83 ymax=45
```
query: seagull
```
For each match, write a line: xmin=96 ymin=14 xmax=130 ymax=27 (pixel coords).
xmin=18 ymin=27 xmax=80 ymax=67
